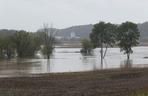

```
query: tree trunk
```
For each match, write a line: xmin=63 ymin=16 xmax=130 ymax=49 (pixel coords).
xmin=127 ymin=53 xmax=130 ymax=60
xmin=126 ymin=53 xmax=130 ymax=66
xmin=47 ymin=54 xmax=50 ymax=59
xmin=103 ymin=45 xmax=108 ymax=59
xmin=100 ymin=43 xmax=103 ymax=69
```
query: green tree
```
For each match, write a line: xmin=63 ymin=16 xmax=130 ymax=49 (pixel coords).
xmin=29 ymin=33 xmax=42 ymax=56
xmin=2 ymin=37 xmax=15 ymax=59
xmin=117 ymin=21 xmax=140 ymax=61
xmin=0 ymin=37 xmax=15 ymax=59
xmin=12 ymin=31 xmax=40 ymax=58
xmin=81 ymin=39 xmax=93 ymax=55
xmin=90 ymin=22 xmax=117 ymax=67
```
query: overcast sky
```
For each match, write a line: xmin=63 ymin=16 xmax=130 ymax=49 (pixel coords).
xmin=0 ymin=0 xmax=148 ymax=31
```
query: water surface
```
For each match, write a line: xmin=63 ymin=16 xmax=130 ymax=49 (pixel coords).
xmin=0 ymin=46 xmax=148 ymax=77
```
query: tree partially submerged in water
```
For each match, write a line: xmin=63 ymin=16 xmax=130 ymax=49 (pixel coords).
xmin=81 ymin=39 xmax=93 ymax=55
xmin=41 ymin=24 xmax=56 ymax=59
xmin=90 ymin=22 xmax=117 ymax=67
xmin=0 ymin=26 xmax=56 ymax=59
xmin=117 ymin=21 xmax=140 ymax=61
xmin=12 ymin=31 xmax=40 ymax=58
xmin=0 ymin=37 xmax=15 ymax=59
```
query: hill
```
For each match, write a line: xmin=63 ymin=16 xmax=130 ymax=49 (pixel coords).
xmin=55 ymin=23 xmax=148 ymax=42
xmin=1 ymin=22 xmax=148 ymax=44
xmin=56 ymin=24 xmax=93 ymax=39
xmin=138 ymin=22 xmax=148 ymax=42
xmin=0 ymin=29 xmax=16 ymax=38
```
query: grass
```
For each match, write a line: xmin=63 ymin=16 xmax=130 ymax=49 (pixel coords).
xmin=133 ymin=91 xmax=148 ymax=96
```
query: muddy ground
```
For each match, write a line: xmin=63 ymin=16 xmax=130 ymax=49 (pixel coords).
xmin=0 ymin=68 xmax=148 ymax=96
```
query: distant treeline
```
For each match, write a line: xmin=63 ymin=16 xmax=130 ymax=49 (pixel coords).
xmin=0 ymin=27 xmax=55 ymax=59
xmin=0 ymin=21 xmax=140 ymax=61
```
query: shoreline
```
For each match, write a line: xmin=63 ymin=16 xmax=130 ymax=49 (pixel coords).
xmin=0 ymin=67 xmax=148 ymax=96
xmin=0 ymin=67 xmax=147 ymax=77
xmin=0 ymin=67 xmax=147 ymax=78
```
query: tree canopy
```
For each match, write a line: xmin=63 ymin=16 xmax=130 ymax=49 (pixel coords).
xmin=90 ymin=22 xmax=117 ymax=48
xmin=90 ymin=22 xmax=117 ymax=66
xmin=81 ymin=39 xmax=93 ymax=55
xmin=12 ymin=31 xmax=40 ymax=58
xmin=117 ymin=21 xmax=140 ymax=60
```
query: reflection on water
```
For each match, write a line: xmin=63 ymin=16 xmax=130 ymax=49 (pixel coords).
xmin=0 ymin=47 xmax=148 ymax=77
xmin=120 ymin=59 xmax=133 ymax=68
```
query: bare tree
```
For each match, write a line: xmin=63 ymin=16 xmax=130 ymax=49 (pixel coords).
xmin=42 ymin=23 xmax=56 ymax=59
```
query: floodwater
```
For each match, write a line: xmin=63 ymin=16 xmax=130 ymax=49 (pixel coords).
xmin=0 ymin=46 xmax=148 ymax=77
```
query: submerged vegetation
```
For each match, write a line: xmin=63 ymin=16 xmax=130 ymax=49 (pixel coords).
xmin=117 ymin=22 xmax=140 ymax=60
xmin=80 ymin=39 xmax=93 ymax=55
xmin=0 ymin=24 xmax=56 ymax=59
xmin=0 ymin=21 xmax=144 ymax=96
xmin=90 ymin=22 xmax=117 ymax=66
xmin=12 ymin=31 xmax=40 ymax=58
xmin=41 ymin=24 xmax=56 ymax=59
xmin=0 ymin=21 xmax=140 ymax=62
xmin=89 ymin=21 xmax=140 ymax=66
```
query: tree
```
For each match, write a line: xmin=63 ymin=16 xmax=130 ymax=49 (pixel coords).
xmin=80 ymin=39 xmax=93 ymax=55
xmin=29 ymin=33 xmax=42 ymax=56
xmin=2 ymin=37 xmax=15 ymax=59
xmin=0 ymin=37 xmax=15 ymax=59
xmin=90 ymin=22 xmax=117 ymax=67
xmin=41 ymin=24 xmax=56 ymax=59
xmin=117 ymin=21 xmax=140 ymax=61
xmin=12 ymin=31 xmax=40 ymax=58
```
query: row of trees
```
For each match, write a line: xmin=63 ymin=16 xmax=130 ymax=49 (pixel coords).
xmin=81 ymin=21 xmax=140 ymax=66
xmin=0 ymin=21 xmax=140 ymax=64
xmin=0 ymin=25 xmax=56 ymax=59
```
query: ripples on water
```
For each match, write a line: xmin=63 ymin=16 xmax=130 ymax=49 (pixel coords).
xmin=0 ymin=46 xmax=148 ymax=77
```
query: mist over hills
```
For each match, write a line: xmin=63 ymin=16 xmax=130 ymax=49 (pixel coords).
xmin=55 ymin=24 xmax=93 ymax=38
xmin=138 ymin=22 xmax=148 ymax=41
xmin=1 ymin=22 xmax=148 ymax=43
xmin=54 ymin=22 xmax=148 ymax=42
xmin=36 ymin=24 xmax=93 ymax=39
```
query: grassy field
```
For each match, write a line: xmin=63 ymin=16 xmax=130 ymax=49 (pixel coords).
xmin=0 ymin=68 xmax=148 ymax=96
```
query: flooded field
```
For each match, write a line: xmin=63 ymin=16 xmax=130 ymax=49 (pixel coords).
xmin=0 ymin=46 xmax=148 ymax=77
